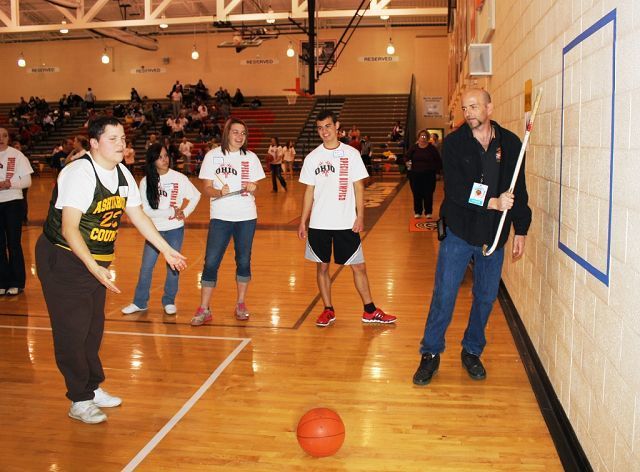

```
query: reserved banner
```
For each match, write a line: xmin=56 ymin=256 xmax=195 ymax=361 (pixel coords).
xmin=358 ymin=56 xmax=399 ymax=62
xmin=27 ymin=66 xmax=60 ymax=73
xmin=130 ymin=67 xmax=167 ymax=74
xmin=240 ymin=58 xmax=280 ymax=65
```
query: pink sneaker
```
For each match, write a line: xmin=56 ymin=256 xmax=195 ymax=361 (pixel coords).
xmin=362 ymin=308 xmax=397 ymax=324
xmin=235 ymin=303 xmax=250 ymax=321
xmin=191 ymin=307 xmax=212 ymax=326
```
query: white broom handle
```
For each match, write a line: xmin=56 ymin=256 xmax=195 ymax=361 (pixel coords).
xmin=482 ymin=89 xmax=542 ymax=256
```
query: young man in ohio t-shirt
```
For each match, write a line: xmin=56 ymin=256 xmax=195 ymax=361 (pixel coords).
xmin=297 ymin=110 xmax=397 ymax=327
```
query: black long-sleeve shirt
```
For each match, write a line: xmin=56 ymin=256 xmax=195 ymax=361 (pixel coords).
xmin=405 ymin=143 xmax=442 ymax=173
xmin=441 ymin=121 xmax=531 ymax=248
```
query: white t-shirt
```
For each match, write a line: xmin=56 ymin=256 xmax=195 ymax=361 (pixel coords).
xmin=55 ymin=153 xmax=141 ymax=212
xmin=179 ymin=141 xmax=193 ymax=157
xmin=299 ymin=142 xmax=369 ymax=230
xmin=268 ymin=145 xmax=284 ymax=164
xmin=139 ymin=169 xmax=201 ymax=231
xmin=0 ymin=147 xmax=33 ymax=203
xmin=283 ymin=146 xmax=296 ymax=162
xmin=199 ymin=147 xmax=265 ymax=222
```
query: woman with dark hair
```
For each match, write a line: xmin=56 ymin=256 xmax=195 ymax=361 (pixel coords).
xmin=122 ymin=143 xmax=201 ymax=316
xmin=405 ymin=128 xmax=442 ymax=219
xmin=192 ymin=117 xmax=265 ymax=325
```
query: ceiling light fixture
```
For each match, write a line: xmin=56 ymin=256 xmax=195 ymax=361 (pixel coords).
xmin=17 ymin=53 xmax=26 ymax=68
xmin=191 ymin=45 xmax=200 ymax=60
xmin=60 ymin=20 xmax=69 ymax=34
xmin=266 ymin=6 xmax=275 ymax=24
xmin=286 ymin=41 xmax=295 ymax=58
xmin=380 ymin=13 xmax=390 ymax=20
xmin=159 ymin=15 xmax=168 ymax=29
xmin=386 ymin=39 xmax=395 ymax=55
xmin=101 ymin=48 xmax=110 ymax=64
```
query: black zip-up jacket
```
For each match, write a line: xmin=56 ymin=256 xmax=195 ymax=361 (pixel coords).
xmin=441 ymin=121 xmax=532 ymax=248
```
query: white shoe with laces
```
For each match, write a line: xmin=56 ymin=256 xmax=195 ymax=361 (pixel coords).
xmin=93 ymin=387 xmax=122 ymax=407
xmin=68 ymin=400 xmax=107 ymax=424
xmin=122 ymin=303 xmax=146 ymax=315
xmin=164 ymin=304 xmax=177 ymax=315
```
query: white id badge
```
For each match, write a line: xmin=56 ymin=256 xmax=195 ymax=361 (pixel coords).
xmin=468 ymin=182 xmax=488 ymax=206
xmin=213 ymin=156 xmax=224 ymax=164
xmin=333 ymin=149 xmax=345 ymax=158
xmin=118 ymin=186 xmax=129 ymax=197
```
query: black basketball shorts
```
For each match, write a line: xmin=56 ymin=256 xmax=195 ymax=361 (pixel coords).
xmin=305 ymin=228 xmax=365 ymax=265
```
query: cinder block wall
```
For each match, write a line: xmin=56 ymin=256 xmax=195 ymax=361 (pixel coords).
xmin=478 ymin=1 xmax=640 ymax=470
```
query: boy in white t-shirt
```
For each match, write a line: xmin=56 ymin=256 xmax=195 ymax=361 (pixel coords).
xmin=297 ymin=110 xmax=397 ymax=327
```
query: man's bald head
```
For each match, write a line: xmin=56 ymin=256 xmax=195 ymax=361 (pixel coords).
xmin=462 ymin=88 xmax=492 ymax=105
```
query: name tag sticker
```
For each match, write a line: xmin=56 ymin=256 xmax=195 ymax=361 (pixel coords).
xmin=468 ymin=182 xmax=488 ymax=206
xmin=333 ymin=149 xmax=345 ymax=158
xmin=118 ymin=186 xmax=129 ymax=197
xmin=213 ymin=157 xmax=224 ymax=164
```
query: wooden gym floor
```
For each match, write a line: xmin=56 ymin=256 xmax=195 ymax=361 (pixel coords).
xmin=0 ymin=173 xmax=562 ymax=471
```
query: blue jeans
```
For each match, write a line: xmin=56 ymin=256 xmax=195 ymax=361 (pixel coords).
xmin=133 ymin=226 xmax=184 ymax=307
xmin=419 ymin=230 xmax=504 ymax=356
xmin=201 ymin=219 xmax=256 ymax=287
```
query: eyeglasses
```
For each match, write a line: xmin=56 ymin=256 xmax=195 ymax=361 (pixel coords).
xmin=419 ymin=134 xmax=428 ymax=138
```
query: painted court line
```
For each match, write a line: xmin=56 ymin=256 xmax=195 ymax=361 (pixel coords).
xmin=0 ymin=324 xmax=251 ymax=471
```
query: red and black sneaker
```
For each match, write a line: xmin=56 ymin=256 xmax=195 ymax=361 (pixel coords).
xmin=316 ymin=308 xmax=336 ymax=327
xmin=362 ymin=308 xmax=397 ymax=324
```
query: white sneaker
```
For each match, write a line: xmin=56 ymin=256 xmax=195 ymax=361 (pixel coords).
xmin=69 ymin=400 xmax=107 ymax=424
xmin=93 ymin=387 xmax=122 ymax=407
xmin=6 ymin=287 xmax=20 ymax=295
xmin=0 ymin=289 xmax=5 ymax=295
xmin=122 ymin=303 xmax=146 ymax=315
xmin=164 ymin=304 xmax=177 ymax=315
xmin=414 ymin=214 xmax=421 ymax=218
xmin=426 ymin=214 xmax=433 ymax=219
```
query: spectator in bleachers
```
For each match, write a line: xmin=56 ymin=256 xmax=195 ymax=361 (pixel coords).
xmin=348 ymin=134 xmax=362 ymax=152
xmin=66 ymin=135 xmax=89 ymax=164
xmin=51 ymin=138 xmax=73 ymax=174
xmin=195 ymin=79 xmax=209 ymax=101
xmin=170 ymin=87 xmax=183 ymax=117
xmin=83 ymin=87 xmax=96 ymax=111
xmin=267 ymin=137 xmax=287 ymax=193
xmin=130 ymin=88 xmax=142 ymax=103
xmin=0 ymin=128 xmax=33 ymax=295
xmin=390 ymin=120 xmax=404 ymax=141
xmin=151 ymin=100 xmax=163 ymax=122
xmin=146 ymin=133 xmax=158 ymax=150
xmin=163 ymin=137 xmax=181 ymax=169
xmin=178 ymin=136 xmax=194 ymax=175
xmin=123 ymin=141 xmax=136 ymax=173
xmin=338 ymin=128 xmax=349 ymax=144
xmin=250 ymin=97 xmax=262 ymax=109
xmin=430 ymin=132 xmax=443 ymax=154
xmin=232 ymin=88 xmax=245 ymax=107
xmin=282 ymin=140 xmax=296 ymax=180
xmin=132 ymin=111 xmax=146 ymax=130
xmin=42 ymin=113 xmax=55 ymax=133
xmin=349 ymin=125 xmax=361 ymax=141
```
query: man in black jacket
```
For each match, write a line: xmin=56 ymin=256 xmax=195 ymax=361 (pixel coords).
xmin=413 ymin=89 xmax=532 ymax=385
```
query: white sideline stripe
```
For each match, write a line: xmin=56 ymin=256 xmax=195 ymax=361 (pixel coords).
xmin=0 ymin=324 xmax=251 ymax=471
xmin=122 ymin=337 xmax=251 ymax=472
xmin=0 ymin=325 xmax=248 ymax=342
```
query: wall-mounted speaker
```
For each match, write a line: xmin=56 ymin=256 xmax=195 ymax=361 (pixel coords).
xmin=468 ymin=43 xmax=492 ymax=76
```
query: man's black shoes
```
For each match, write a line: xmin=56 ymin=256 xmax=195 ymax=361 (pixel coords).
xmin=413 ymin=353 xmax=440 ymax=385
xmin=461 ymin=349 xmax=486 ymax=380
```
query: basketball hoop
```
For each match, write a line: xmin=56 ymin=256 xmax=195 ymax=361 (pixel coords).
xmin=285 ymin=91 xmax=298 ymax=105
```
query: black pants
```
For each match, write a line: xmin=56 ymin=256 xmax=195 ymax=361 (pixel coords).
xmin=36 ymin=235 xmax=109 ymax=402
xmin=0 ymin=199 xmax=26 ymax=289
xmin=409 ymin=171 xmax=437 ymax=215
xmin=270 ymin=164 xmax=287 ymax=191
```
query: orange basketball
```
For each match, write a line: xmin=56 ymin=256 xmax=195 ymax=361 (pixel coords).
xmin=296 ymin=408 xmax=345 ymax=457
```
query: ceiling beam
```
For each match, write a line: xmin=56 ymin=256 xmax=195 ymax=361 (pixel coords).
xmin=0 ymin=6 xmax=447 ymax=34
